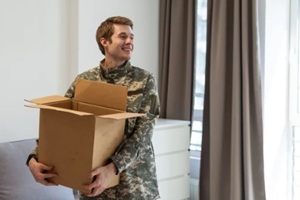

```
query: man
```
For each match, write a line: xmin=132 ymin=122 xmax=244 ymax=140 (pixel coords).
xmin=27 ymin=16 xmax=160 ymax=200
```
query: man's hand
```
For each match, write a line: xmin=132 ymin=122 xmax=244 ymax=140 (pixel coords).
xmin=28 ymin=158 xmax=58 ymax=186
xmin=83 ymin=162 xmax=117 ymax=197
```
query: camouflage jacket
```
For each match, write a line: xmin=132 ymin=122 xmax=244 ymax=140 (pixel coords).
xmin=65 ymin=60 xmax=160 ymax=200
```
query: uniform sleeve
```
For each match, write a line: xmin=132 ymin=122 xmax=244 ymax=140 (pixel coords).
xmin=64 ymin=80 xmax=76 ymax=98
xmin=110 ymin=75 xmax=160 ymax=174
xmin=25 ymin=140 xmax=39 ymax=165
xmin=64 ymin=67 xmax=100 ymax=98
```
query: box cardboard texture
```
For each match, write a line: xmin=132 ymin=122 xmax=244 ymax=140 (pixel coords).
xmin=25 ymin=79 xmax=145 ymax=194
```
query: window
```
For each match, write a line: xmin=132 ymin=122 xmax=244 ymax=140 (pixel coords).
xmin=189 ymin=1 xmax=207 ymax=191
xmin=191 ymin=1 xmax=300 ymax=199
xmin=190 ymin=0 xmax=207 ymax=152
xmin=292 ymin=127 xmax=300 ymax=200
xmin=289 ymin=0 xmax=300 ymax=199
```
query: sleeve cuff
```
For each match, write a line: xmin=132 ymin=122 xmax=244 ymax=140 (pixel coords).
xmin=26 ymin=154 xmax=38 ymax=166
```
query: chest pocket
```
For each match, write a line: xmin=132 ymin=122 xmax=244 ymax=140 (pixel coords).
xmin=127 ymin=88 xmax=144 ymax=113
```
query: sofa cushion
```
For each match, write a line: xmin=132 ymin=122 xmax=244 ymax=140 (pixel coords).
xmin=0 ymin=139 xmax=75 ymax=200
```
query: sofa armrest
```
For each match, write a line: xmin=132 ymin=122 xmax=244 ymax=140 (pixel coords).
xmin=0 ymin=139 xmax=77 ymax=200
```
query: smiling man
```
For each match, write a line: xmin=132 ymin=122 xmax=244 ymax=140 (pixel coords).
xmin=27 ymin=16 xmax=160 ymax=200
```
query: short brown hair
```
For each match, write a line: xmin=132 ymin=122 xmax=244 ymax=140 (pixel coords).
xmin=96 ymin=16 xmax=133 ymax=55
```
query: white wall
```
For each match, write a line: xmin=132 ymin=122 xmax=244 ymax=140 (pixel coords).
xmin=0 ymin=0 xmax=159 ymax=143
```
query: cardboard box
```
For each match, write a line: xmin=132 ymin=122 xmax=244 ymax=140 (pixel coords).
xmin=25 ymin=79 xmax=144 ymax=194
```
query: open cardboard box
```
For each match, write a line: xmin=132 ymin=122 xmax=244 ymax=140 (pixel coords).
xmin=25 ymin=79 xmax=144 ymax=194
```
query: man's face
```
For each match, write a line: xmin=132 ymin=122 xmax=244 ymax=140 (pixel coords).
xmin=103 ymin=24 xmax=134 ymax=62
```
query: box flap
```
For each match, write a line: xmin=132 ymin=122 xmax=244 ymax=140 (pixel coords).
xmin=25 ymin=104 xmax=93 ymax=116
xmin=99 ymin=112 xmax=146 ymax=120
xmin=25 ymin=95 xmax=69 ymax=105
xmin=74 ymin=79 xmax=127 ymax=111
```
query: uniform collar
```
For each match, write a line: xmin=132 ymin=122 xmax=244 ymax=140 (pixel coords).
xmin=99 ymin=60 xmax=131 ymax=81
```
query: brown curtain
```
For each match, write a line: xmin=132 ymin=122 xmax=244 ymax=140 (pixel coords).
xmin=158 ymin=0 xmax=196 ymax=121
xmin=200 ymin=0 xmax=266 ymax=200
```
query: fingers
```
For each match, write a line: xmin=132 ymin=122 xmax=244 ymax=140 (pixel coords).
xmin=90 ymin=167 xmax=101 ymax=177
xmin=84 ymin=185 xmax=105 ymax=197
xmin=38 ymin=177 xmax=58 ymax=186
xmin=82 ymin=164 xmax=116 ymax=197
xmin=39 ymin=163 xmax=54 ymax=171
xmin=34 ymin=170 xmax=58 ymax=186
xmin=83 ymin=175 xmax=106 ymax=197
xmin=83 ymin=179 xmax=98 ymax=195
xmin=43 ymin=172 xmax=58 ymax=180
xmin=28 ymin=160 xmax=58 ymax=186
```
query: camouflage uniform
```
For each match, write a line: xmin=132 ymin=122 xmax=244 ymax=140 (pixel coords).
xmin=65 ymin=60 xmax=160 ymax=200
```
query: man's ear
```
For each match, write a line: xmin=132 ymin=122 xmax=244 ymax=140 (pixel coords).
xmin=100 ymin=38 xmax=108 ymax=47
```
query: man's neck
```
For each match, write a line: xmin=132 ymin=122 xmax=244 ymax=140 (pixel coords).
xmin=102 ymin=59 xmax=126 ymax=69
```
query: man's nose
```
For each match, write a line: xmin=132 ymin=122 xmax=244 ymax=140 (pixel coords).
xmin=126 ymin=37 xmax=133 ymax=43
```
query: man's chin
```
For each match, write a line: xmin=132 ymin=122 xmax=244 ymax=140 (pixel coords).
xmin=123 ymin=55 xmax=132 ymax=60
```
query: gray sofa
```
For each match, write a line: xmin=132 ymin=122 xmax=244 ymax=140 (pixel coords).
xmin=0 ymin=138 xmax=78 ymax=200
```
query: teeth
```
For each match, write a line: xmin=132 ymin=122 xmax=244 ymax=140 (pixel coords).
xmin=122 ymin=46 xmax=132 ymax=51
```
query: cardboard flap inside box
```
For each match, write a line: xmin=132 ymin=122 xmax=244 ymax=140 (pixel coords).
xmin=25 ymin=95 xmax=70 ymax=105
xmin=25 ymin=79 xmax=145 ymax=119
xmin=74 ymin=78 xmax=127 ymax=111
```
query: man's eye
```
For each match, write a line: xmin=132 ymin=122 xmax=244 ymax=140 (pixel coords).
xmin=120 ymin=35 xmax=127 ymax=40
xmin=119 ymin=34 xmax=134 ymax=40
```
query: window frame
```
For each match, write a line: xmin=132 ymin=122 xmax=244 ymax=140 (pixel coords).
xmin=288 ymin=0 xmax=300 ymax=199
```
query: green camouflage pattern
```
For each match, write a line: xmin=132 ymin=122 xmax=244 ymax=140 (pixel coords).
xmin=65 ymin=60 xmax=160 ymax=200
